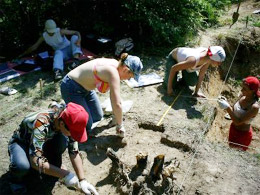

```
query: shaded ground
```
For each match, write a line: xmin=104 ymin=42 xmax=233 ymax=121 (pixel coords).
xmin=0 ymin=0 xmax=260 ymax=194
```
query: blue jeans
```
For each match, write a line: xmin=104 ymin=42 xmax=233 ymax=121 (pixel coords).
xmin=53 ymin=35 xmax=83 ymax=71
xmin=60 ymin=75 xmax=103 ymax=131
xmin=8 ymin=133 xmax=67 ymax=183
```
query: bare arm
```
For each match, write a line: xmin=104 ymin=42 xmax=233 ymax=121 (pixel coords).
xmin=167 ymin=57 xmax=196 ymax=95
xmin=108 ymin=68 xmax=123 ymax=126
xmin=193 ymin=63 xmax=209 ymax=95
xmin=19 ymin=36 xmax=44 ymax=58
xmin=226 ymin=103 xmax=259 ymax=126
xmin=69 ymin=153 xmax=85 ymax=180
xmin=30 ymin=153 xmax=69 ymax=178
xmin=61 ymin=29 xmax=81 ymax=46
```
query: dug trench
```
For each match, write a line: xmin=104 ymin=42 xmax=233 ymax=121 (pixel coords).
xmin=77 ymin=30 xmax=260 ymax=194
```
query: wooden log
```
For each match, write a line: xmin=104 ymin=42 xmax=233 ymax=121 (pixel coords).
xmin=150 ymin=154 xmax=165 ymax=182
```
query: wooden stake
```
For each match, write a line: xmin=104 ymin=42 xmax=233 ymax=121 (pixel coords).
xmin=39 ymin=78 xmax=43 ymax=99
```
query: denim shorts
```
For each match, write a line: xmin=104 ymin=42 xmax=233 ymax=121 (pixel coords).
xmin=164 ymin=53 xmax=198 ymax=89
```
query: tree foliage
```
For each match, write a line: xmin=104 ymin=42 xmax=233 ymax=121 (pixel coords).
xmin=0 ymin=0 xmax=236 ymax=57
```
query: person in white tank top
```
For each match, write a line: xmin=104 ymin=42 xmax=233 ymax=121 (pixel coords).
xmin=19 ymin=19 xmax=82 ymax=80
xmin=218 ymin=76 xmax=260 ymax=150
xmin=165 ymin=46 xmax=226 ymax=97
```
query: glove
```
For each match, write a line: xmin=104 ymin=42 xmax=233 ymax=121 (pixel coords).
xmin=62 ymin=172 xmax=80 ymax=189
xmin=217 ymin=96 xmax=230 ymax=109
xmin=79 ymin=180 xmax=99 ymax=195
xmin=116 ymin=124 xmax=125 ymax=138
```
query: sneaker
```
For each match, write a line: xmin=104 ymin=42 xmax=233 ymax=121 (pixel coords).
xmin=116 ymin=127 xmax=125 ymax=138
xmin=68 ymin=59 xmax=80 ymax=71
xmin=54 ymin=69 xmax=63 ymax=80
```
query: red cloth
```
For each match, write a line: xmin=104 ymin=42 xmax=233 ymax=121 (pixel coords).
xmin=228 ymin=123 xmax=252 ymax=151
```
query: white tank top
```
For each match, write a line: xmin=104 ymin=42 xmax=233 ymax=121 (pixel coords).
xmin=43 ymin=28 xmax=70 ymax=50
xmin=177 ymin=47 xmax=207 ymax=72
xmin=233 ymin=101 xmax=254 ymax=124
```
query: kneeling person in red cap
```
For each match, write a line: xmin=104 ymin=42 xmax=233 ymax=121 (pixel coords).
xmin=8 ymin=102 xmax=98 ymax=194
xmin=218 ymin=76 xmax=260 ymax=151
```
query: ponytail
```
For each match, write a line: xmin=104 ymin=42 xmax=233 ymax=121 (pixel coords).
xmin=119 ymin=53 xmax=128 ymax=66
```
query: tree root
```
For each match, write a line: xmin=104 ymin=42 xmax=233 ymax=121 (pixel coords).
xmin=106 ymin=148 xmax=180 ymax=194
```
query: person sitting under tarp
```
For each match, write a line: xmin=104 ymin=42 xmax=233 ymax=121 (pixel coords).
xmin=8 ymin=102 xmax=98 ymax=194
xmin=165 ymin=46 xmax=226 ymax=97
xmin=18 ymin=19 xmax=82 ymax=80
xmin=218 ymin=76 xmax=260 ymax=151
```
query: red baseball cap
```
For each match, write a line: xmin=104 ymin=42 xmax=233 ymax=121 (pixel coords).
xmin=244 ymin=76 xmax=260 ymax=97
xmin=60 ymin=103 xmax=88 ymax=143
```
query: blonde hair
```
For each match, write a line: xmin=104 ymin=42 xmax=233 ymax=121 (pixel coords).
xmin=118 ymin=53 xmax=128 ymax=66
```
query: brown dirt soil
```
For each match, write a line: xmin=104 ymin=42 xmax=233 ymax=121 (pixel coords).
xmin=0 ymin=0 xmax=260 ymax=194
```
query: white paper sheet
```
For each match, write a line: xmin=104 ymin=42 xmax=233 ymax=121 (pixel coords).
xmin=125 ymin=72 xmax=163 ymax=88
xmin=101 ymin=98 xmax=133 ymax=114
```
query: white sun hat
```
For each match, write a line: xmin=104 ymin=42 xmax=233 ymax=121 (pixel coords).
xmin=208 ymin=46 xmax=226 ymax=62
xmin=45 ymin=19 xmax=58 ymax=33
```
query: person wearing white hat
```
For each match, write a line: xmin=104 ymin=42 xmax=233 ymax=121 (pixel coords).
xmin=19 ymin=19 xmax=83 ymax=80
xmin=165 ymin=46 xmax=226 ymax=97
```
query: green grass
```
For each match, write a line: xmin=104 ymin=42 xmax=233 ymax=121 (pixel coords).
xmin=253 ymin=21 xmax=260 ymax=28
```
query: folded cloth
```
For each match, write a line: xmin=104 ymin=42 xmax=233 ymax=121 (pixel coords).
xmin=0 ymin=87 xmax=18 ymax=95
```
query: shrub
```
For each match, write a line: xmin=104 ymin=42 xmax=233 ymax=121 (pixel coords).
xmin=0 ymin=0 xmax=234 ymax=57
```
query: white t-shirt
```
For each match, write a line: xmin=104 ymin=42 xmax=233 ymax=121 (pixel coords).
xmin=43 ymin=28 xmax=70 ymax=50
xmin=233 ymin=101 xmax=254 ymax=124
xmin=177 ymin=47 xmax=207 ymax=72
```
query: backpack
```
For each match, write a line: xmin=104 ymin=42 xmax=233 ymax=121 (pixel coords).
xmin=35 ymin=51 xmax=53 ymax=71
xmin=115 ymin=38 xmax=134 ymax=57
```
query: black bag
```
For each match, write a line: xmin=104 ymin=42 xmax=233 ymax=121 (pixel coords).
xmin=85 ymin=34 xmax=113 ymax=54
xmin=115 ymin=38 xmax=134 ymax=57
xmin=12 ymin=60 xmax=39 ymax=72
xmin=35 ymin=51 xmax=53 ymax=71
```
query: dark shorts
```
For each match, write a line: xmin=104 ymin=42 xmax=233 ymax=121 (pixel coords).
xmin=164 ymin=54 xmax=199 ymax=89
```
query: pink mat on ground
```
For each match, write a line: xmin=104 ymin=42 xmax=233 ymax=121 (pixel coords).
xmin=0 ymin=48 xmax=95 ymax=83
